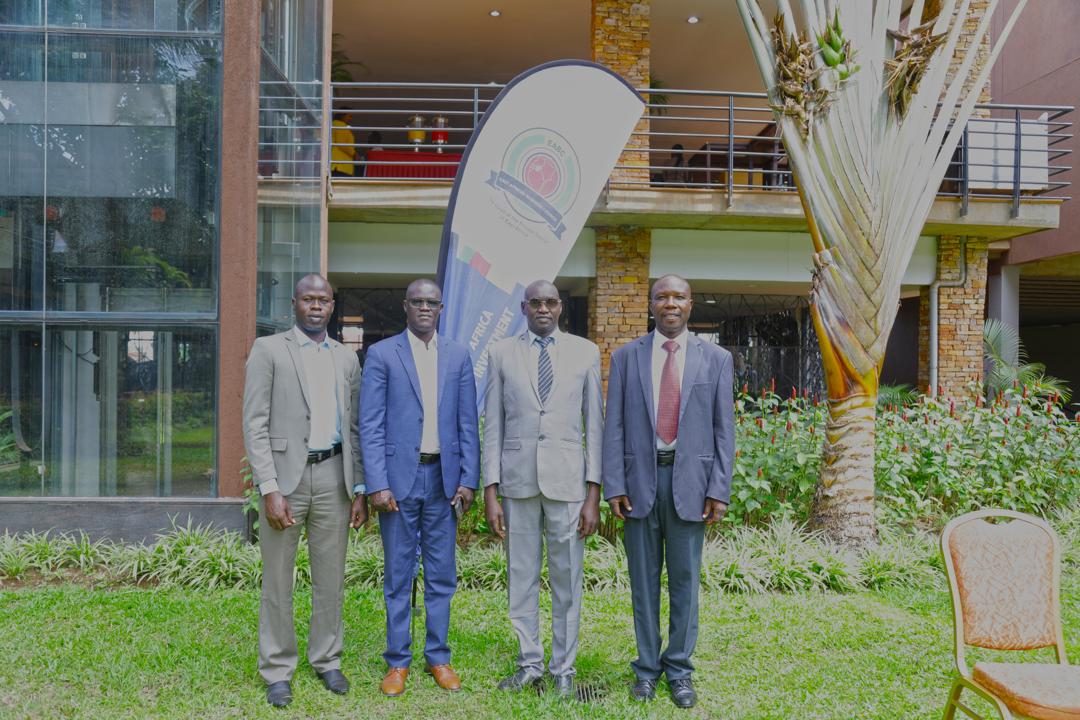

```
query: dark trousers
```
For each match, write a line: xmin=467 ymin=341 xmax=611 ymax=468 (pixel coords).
xmin=379 ymin=462 xmax=457 ymax=668
xmin=623 ymin=463 xmax=705 ymax=681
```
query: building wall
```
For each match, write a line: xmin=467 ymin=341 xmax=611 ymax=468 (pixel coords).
xmin=993 ymin=0 xmax=1080 ymax=265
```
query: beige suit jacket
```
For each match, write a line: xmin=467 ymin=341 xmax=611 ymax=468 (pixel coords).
xmin=242 ymin=329 xmax=363 ymax=498
xmin=483 ymin=331 xmax=603 ymax=502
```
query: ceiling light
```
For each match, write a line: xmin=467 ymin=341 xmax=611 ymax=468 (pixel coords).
xmin=489 ymin=9 xmax=501 ymax=17
xmin=687 ymin=15 xmax=700 ymax=24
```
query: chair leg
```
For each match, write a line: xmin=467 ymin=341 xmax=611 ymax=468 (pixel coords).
xmin=943 ymin=679 xmax=964 ymax=720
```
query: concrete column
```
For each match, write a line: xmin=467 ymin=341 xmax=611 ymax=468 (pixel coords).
xmin=918 ymin=236 xmax=990 ymax=398
xmin=987 ymin=264 xmax=1020 ymax=331
xmin=218 ymin=0 xmax=261 ymax=497
xmin=591 ymin=0 xmax=649 ymax=185
xmin=588 ymin=226 xmax=651 ymax=391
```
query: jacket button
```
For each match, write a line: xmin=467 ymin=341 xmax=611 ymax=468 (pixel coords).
xmin=415 ymin=446 xmax=420 ymax=452
xmin=540 ymin=410 xmax=545 ymax=415
xmin=539 ymin=434 xmax=545 ymax=440
xmin=303 ymin=437 xmax=308 ymax=443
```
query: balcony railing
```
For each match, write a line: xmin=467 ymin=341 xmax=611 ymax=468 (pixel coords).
xmin=258 ymin=81 xmax=1072 ymax=215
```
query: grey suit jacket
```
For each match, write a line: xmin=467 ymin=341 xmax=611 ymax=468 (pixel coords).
xmin=601 ymin=332 xmax=734 ymax=522
xmin=242 ymin=329 xmax=363 ymax=498
xmin=483 ymin=331 xmax=603 ymax=502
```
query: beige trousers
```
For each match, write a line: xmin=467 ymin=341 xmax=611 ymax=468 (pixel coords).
xmin=258 ymin=453 xmax=349 ymax=684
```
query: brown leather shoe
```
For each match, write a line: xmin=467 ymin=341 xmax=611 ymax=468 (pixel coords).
xmin=425 ymin=663 xmax=461 ymax=691
xmin=380 ymin=667 xmax=409 ymax=697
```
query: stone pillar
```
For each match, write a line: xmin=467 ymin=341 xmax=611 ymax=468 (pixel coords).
xmin=918 ymin=236 xmax=989 ymax=399
xmin=589 ymin=226 xmax=651 ymax=389
xmin=591 ymin=0 xmax=649 ymax=185
xmin=944 ymin=0 xmax=992 ymax=116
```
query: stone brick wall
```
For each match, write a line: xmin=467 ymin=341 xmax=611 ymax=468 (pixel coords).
xmin=591 ymin=0 xmax=649 ymax=185
xmin=588 ymin=226 xmax=651 ymax=388
xmin=918 ymin=236 xmax=989 ymax=398
xmin=944 ymin=0 xmax=992 ymax=115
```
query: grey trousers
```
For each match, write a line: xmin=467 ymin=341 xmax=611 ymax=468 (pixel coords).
xmin=502 ymin=494 xmax=585 ymax=678
xmin=623 ymin=463 xmax=705 ymax=681
xmin=258 ymin=453 xmax=349 ymax=684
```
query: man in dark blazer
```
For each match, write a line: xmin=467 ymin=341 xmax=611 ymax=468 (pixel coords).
xmin=360 ymin=278 xmax=480 ymax=696
xmin=602 ymin=274 xmax=734 ymax=709
xmin=243 ymin=274 xmax=366 ymax=708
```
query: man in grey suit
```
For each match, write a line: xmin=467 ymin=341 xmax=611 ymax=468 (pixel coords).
xmin=484 ymin=279 xmax=603 ymax=699
xmin=243 ymin=274 xmax=367 ymax=708
xmin=602 ymin=274 xmax=734 ymax=709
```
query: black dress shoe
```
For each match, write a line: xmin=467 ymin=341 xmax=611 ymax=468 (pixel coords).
xmin=497 ymin=667 xmax=543 ymax=692
xmin=317 ymin=668 xmax=350 ymax=695
xmin=266 ymin=680 xmax=292 ymax=708
xmin=631 ymin=677 xmax=657 ymax=701
xmin=669 ymin=677 xmax=697 ymax=709
xmin=552 ymin=674 xmax=574 ymax=700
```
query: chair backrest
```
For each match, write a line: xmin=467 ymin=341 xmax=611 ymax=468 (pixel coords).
xmin=941 ymin=509 xmax=1062 ymax=652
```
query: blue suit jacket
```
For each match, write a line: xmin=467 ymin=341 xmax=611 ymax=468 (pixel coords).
xmin=602 ymin=332 xmax=735 ymax=522
xmin=360 ymin=331 xmax=480 ymax=499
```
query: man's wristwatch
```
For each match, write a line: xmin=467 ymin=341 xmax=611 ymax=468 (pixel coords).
xmin=352 ymin=483 xmax=366 ymax=497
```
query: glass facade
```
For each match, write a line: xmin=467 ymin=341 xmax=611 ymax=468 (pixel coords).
xmin=0 ymin=4 xmax=222 ymax=497
xmin=257 ymin=0 xmax=324 ymax=333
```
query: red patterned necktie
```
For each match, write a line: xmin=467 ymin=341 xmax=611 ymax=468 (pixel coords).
xmin=657 ymin=339 xmax=680 ymax=444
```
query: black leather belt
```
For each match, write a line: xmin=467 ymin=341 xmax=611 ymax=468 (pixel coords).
xmin=656 ymin=450 xmax=675 ymax=466
xmin=307 ymin=443 xmax=342 ymax=464
xmin=419 ymin=452 xmax=441 ymax=464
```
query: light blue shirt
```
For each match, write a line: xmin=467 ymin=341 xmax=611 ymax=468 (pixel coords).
xmin=293 ymin=326 xmax=342 ymax=451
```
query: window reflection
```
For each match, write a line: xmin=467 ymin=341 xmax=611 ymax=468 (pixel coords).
xmin=47 ymin=0 xmax=220 ymax=32
xmin=44 ymin=325 xmax=216 ymax=497
xmin=0 ymin=327 xmax=44 ymax=496
xmin=43 ymin=34 xmax=221 ymax=313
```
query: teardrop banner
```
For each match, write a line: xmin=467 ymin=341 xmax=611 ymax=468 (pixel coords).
xmin=436 ymin=60 xmax=645 ymax=411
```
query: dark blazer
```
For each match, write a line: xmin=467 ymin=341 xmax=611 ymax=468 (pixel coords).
xmin=360 ymin=330 xmax=480 ymax=500
xmin=602 ymin=332 xmax=735 ymax=522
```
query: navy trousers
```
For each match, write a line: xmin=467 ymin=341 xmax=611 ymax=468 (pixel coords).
xmin=379 ymin=462 xmax=457 ymax=668
xmin=623 ymin=463 xmax=706 ymax=681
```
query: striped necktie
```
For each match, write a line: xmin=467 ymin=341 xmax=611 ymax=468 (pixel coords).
xmin=536 ymin=336 xmax=554 ymax=404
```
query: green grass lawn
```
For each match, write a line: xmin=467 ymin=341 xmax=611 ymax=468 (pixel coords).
xmin=1 ymin=581 xmax=1077 ymax=719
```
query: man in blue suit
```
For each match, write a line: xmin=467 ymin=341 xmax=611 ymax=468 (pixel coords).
xmin=602 ymin=274 xmax=734 ymax=709
xmin=360 ymin=278 xmax=480 ymax=696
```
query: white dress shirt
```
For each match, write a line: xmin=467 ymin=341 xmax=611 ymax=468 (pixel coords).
xmin=526 ymin=328 xmax=561 ymax=395
xmin=408 ymin=329 xmax=441 ymax=454
xmin=651 ymin=329 xmax=688 ymax=450
xmin=293 ymin=326 xmax=341 ymax=451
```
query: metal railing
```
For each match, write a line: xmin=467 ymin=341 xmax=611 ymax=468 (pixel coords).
xmin=256 ymin=82 xmax=1072 ymax=214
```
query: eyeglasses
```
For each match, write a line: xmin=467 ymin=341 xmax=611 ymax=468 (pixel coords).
xmin=526 ymin=298 xmax=561 ymax=310
xmin=406 ymin=298 xmax=442 ymax=309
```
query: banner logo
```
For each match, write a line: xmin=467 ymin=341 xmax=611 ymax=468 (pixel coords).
xmin=486 ymin=128 xmax=580 ymax=240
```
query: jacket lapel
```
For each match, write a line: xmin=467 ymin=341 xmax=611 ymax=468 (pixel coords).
xmin=518 ymin=332 xmax=542 ymax=406
xmin=678 ymin=334 xmax=703 ymax=423
xmin=636 ymin=333 xmax=656 ymax=434
xmin=283 ymin=331 xmax=312 ymax=410
xmin=436 ymin=334 xmax=451 ymax=410
xmin=395 ymin=332 xmax=423 ymax=405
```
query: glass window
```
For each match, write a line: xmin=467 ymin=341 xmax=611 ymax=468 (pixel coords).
xmin=44 ymin=34 xmax=220 ymax=313
xmin=0 ymin=31 xmax=46 ymax=311
xmin=0 ymin=326 xmax=44 ymax=496
xmin=44 ymin=324 xmax=216 ymax=497
xmin=0 ymin=1 xmax=43 ymax=26
xmin=46 ymin=0 xmax=220 ymax=32
xmin=256 ymin=199 xmax=321 ymax=332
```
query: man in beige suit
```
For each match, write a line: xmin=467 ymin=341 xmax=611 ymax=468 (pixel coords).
xmin=483 ymin=279 xmax=603 ymax=699
xmin=243 ymin=274 xmax=366 ymax=708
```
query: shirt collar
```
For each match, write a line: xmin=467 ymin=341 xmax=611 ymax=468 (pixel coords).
xmin=653 ymin=329 xmax=689 ymax=353
xmin=527 ymin=328 xmax=561 ymax=346
xmin=407 ymin=329 xmax=438 ymax=351
xmin=293 ymin=325 xmax=331 ymax=349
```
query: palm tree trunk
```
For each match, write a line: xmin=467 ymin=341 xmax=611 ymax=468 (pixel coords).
xmin=807 ymin=293 xmax=879 ymax=547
